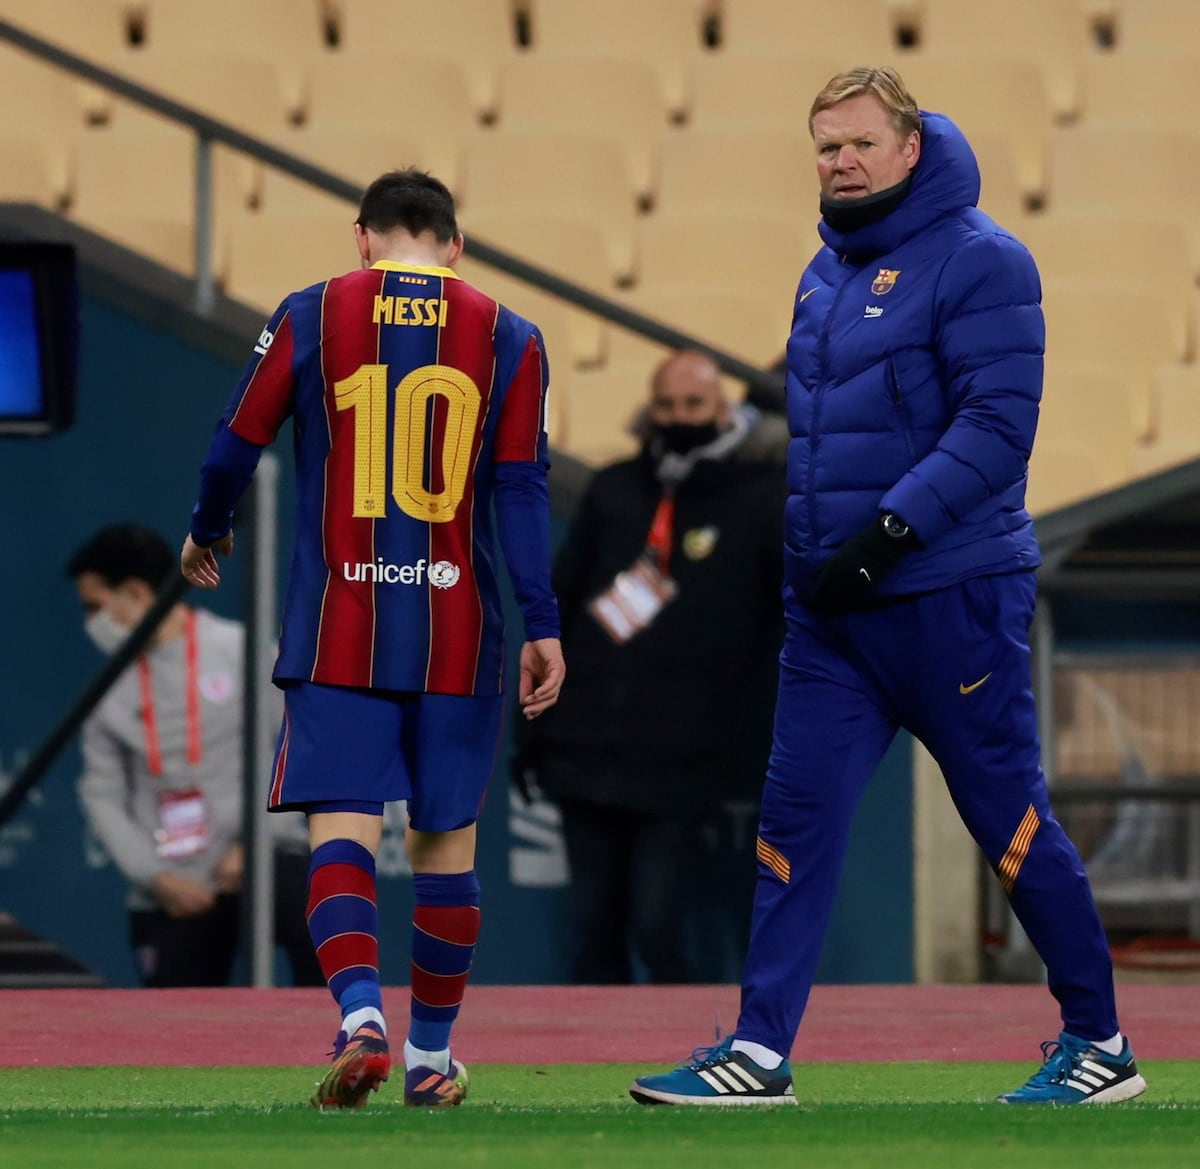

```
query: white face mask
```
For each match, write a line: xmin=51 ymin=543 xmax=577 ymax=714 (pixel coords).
xmin=84 ymin=608 xmax=131 ymax=656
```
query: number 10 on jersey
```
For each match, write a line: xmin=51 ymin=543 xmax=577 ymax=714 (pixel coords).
xmin=334 ymin=362 xmax=482 ymax=523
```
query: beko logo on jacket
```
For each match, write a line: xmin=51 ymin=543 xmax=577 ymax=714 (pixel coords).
xmin=343 ymin=558 xmax=461 ymax=588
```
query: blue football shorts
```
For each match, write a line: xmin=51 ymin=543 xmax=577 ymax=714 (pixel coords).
xmin=267 ymin=681 xmax=504 ymax=832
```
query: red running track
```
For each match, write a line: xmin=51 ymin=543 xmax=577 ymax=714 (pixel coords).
xmin=3 ymin=984 xmax=1198 ymax=1068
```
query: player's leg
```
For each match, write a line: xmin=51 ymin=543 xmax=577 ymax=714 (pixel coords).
xmin=908 ymin=574 xmax=1144 ymax=1103
xmin=631 ymin=609 xmax=897 ymax=1105
xmin=267 ymin=682 xmax=405 ymax=1108
xmin=400 ymin=691 xmax=505 ymax=1107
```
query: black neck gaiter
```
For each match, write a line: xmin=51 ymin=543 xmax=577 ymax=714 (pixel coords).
xmin=820 ymin=174 xmax=913 ymax=233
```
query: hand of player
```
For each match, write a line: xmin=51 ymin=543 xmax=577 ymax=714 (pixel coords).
xmin=518 ymin=637 xmax=565 ymax=721
xmin=180 ymin=532 xmax=234 ymax=589
xmin=151 ymin=871 xmax=216 ymax=918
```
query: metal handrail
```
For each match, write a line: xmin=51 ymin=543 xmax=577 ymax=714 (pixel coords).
xmin=0 ymin=18 xmax=785 ymax=396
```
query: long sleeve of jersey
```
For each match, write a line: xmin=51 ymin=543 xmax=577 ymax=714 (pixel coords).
xmin=495 ymin=461 xmax=560 ymax=640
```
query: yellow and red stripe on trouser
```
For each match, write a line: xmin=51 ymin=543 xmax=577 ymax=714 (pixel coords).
xmin=409 ymin=871 xmax=481 ymax=1052
xmin=997 ymin=803 xmax=1040 ymax=894
xmin=757 ymin=836 xmax=791 ymax=883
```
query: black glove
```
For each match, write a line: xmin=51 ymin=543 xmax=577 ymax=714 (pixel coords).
xmin=811 ymin=513 xmax=917 ymax=615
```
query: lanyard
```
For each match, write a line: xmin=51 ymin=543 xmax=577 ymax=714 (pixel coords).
xmin=645 ymin=494 xmax=676 ymax=576
xmin=138 ymin=609 xmax=202 ymax=778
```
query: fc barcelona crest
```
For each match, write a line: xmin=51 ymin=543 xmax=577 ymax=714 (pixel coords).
xmin=871 ymin=268 xmax=901 ymax=295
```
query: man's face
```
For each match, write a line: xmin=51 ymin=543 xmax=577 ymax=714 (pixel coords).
xmin=812 ymin=92 xmax=920 ymax=200
xmin=74 ymin=572 xmax=147 ymax=628
xmin=648 ymin=358 xmax=726 ymax=428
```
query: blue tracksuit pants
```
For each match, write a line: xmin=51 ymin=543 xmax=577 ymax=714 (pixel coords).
xmin=736 ymin=571 xmax=1118 ymax=1057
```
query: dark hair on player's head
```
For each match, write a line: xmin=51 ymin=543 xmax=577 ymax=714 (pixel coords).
xmin=66 ymin=524 xmax=175 ymax=589
xmin=356 ymin=168 xmax=458 ymax=242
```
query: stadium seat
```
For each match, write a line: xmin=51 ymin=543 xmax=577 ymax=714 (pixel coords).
xmin=1026 ymin=439 xmax=1122 ymax=514
xmin=299 ymin=54 xmax=478 ymax=142
xmin=454 ymin=255 xmax=606 ymax=371
xmin=139 ymin=0 xmax=326 ymax=60
xmin=224 ymin=207 xmax=363 ymax=312
xmin=458 ymin=132 xmax=641 ymax=276
xmin=968 ymin=131 xmax=1027 ymax=224
xmin=719 ymin=0 xmax=895 ymax=59
xmin=618 ymin=286 xmax=789 ymax=368
xmin=1020 ymin=215 xmax=1194 ymax=361
xmin=655 ymin=130 xmax=816 ymax=220
xmin=1040 ymin=279 xmax=1180 ymax=439
xmin=565 ymin=360 xmax=658 ymax=465
xmin=0 ymin=42 xmax=97 ymax=140
xmin=493 ymin=56 xmax=672 ymax=199
xmin=914 ymin=0 xmax=1090 ymax=118
xmin=634 ymin=211 xmax=817 ymax=318
xmin=523 ymin=0 xmax=710 ymax=114
xmin=1111 ymin=0 xmax=1200 ymax=55
xmin=1131 ymin=366 xmax=1200 ymax=475
xmin=1046 ymin=126 xmax=1200 ymax=268
xmin=460 ymin=212 xmax=621 ymax=294
xmin=251 ymin=169 xmax=359 ymax=221
xmin=69 ymin=106 xmax=252 ymax=276
xmin=325 ymin=0 xmax=518 ymax=117
xmin=897 ymin=57 xmax=1052 ymax=197
xmin=123 ymin=51 xmax=302 ymax=135
xmin=1080 ymin=53 xmax=1200 ymax=133
xmin=686 ymin=51 xmax=844 ymax=133
xmin=0 ymin=134 xmax=70 ymax=210
xmin=1036 ymin=360 xmax=1140 ymax=479
xmin=275 ymin=127 xmax=463 ymax=196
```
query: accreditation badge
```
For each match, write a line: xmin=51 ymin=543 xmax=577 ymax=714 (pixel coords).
xmin=155 ymin=786 xmax=212 ymax=859
xmin=587 ymin=558 xmax=679 ymax=644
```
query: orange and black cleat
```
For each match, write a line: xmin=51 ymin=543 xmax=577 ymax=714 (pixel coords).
xmin=403 ymin=1059 xmax=469 ymax=1107
xmin=310 ymin=1022 xmax=391 ymax=1109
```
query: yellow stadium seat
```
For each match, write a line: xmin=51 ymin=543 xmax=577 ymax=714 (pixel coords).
xmin=719 ymin=0 xmax=895 ymax=58
xmin=655 ymin=130 xmax=816 ymax=220
xmin=123 ymin=51 xmax=302 ymax=134
xmin=1080 ymin=53 xmax=1200 ymax=132
xmin=0 ymin=134 xmax=70 ymax=210
xmin=968 ymin=131 xmax=1027 ymax=224
xmin=459 ymin=131 xmax=641 ymax=276
xmin=276 ymin=127 xmax=463 ymax=196
xmin=898 ymin=56 xmax=1051 ymax=197
xmin=1112 ymin=0 xmax=1200 ymax=55
xmin=494 ymin=56 xmax=672 ymax=198
xmin=224 ymin=208 xmax=361 ymax=313
xmin=1040 ymin=279 xmax=1180 ymax=439
xmin=140 ymin=0 xmax=326 ymax=61
xmin=1036 ymin=360 xmax=1140 ymax=478
xmin=634 ymin=211 xmax=817 ymax=317
xmin=0 ymin=0 xmax=134 ymax=64
xmin=619 ymin=286 xmax=788 ymax=368
xmin=564 ymin=360 xmax=656 ymax=465
xmin=915 ymin=0 xmax=1091 ymax=118
xmin=461 ymin=212 xmax=621 ymax=293
xmin=299 ymin=54 xmax=478 ymax=144
xmin=1020 ymin=215 xmax=1194 ymax=361
xmin=454 ymin=256 xmax=606 ymax=370
xmin=325 ymin=0 xmax=518 ymax=117
xmin=1026 ymin=440 xmax=1123 ymax=514
xmin=524 ymin=0 xmax=711 ymax=114
xmin=0 ymin=42 xmax=96 ymax=140
xmin=1046 ymin=125 xmax=1200 ymax=268
xmin=251 ymin=169 xmax=358 ymax=220
xmin=687 ymin=51 xmax=844 ymax=132
xmin=1131 ymin=365 xmax=1200 ymax=475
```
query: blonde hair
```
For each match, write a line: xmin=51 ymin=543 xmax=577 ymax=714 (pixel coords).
xmin=809 ymin=66 xmax=921 ymax=139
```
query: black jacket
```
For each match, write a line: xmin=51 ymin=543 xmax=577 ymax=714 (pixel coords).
xmin=526 ymin=419 xmax=787 ymax=813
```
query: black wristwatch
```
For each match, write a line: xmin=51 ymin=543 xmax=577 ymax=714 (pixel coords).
xmin=879 ymin=512 xmax=911 ymax=540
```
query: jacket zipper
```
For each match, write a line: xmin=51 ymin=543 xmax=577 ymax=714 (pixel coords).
xmin=888 ymin=359 xmax=917 ymax=462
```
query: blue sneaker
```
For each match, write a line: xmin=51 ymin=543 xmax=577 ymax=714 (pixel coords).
xmin=630 ymin=1036 xmax=796 ymax=1106
xmin=998 ymin=1032 xmax=1147 ymax=1104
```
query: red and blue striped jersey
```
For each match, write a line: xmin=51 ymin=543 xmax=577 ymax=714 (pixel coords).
xmin=214 ymin=261 xmax=554 ymax=696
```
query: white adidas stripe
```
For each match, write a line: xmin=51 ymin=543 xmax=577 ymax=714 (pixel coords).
xmin=1074 ymin=1071 xmax=1106 ymax=1088
xmin=1080 ymin=1059 xmax=1118 ymax=1081
xmin=698 ymin=1069 xmax=730 ymax=1094
xmin=727 ymin=1063 xmax=766 ymax=1090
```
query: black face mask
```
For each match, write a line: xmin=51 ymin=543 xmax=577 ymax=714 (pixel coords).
xmin=820 ymin=174 xmax=913 ymax=233
xmin=654 ymin=421 xmax=720 ymax=455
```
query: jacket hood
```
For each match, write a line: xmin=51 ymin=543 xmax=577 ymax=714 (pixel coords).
xmin=816 ymin=111 xmax=981 ymax=257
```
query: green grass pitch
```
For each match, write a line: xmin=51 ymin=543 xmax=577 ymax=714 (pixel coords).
xmin=2 ymin=1062 xmax=1198 ymax=1169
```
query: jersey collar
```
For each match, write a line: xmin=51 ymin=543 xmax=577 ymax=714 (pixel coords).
xmin=370 ymin=260 xmax=461 ymax=280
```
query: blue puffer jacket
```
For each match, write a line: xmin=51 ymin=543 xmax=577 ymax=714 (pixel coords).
xmin=784 ymin=112 xmax=1044 ymax=602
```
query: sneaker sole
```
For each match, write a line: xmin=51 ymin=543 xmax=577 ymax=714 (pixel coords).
xmin=310 ymin=1049 xmax=391 ymax=1110
xmin=630 ymin=1083 xmax=797 ymax=1107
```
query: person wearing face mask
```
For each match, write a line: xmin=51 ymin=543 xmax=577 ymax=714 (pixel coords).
xmin=631 ymin=67 xmax=1144 ymax=1108
xmin=514 ymin=349 xmax=787 ymax=984
xmin=66 ymin=523 xmax=320 ymax=988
